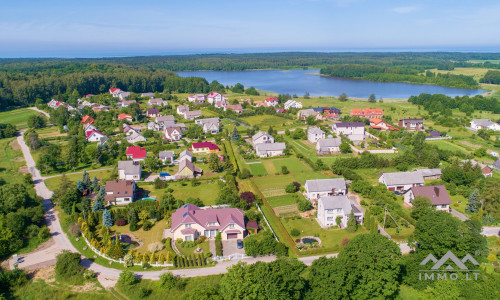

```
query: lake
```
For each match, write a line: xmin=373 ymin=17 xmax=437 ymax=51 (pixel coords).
xmin=177 ymin=69 xmax=485 ymax=98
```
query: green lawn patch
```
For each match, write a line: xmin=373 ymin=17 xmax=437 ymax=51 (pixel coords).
xmin=267 ymin=194 xmax=297 ymax=207
xmin=110 ymin=221 xmax=166 ymax=254
xmin=0 ymin=137 xmax=26 ymax=186
xmin=272 ymin=157 xmax=312 ymax=173
xmin=141 ymin=180 xmax=219 ymax=206
xmin=241 ymin=115 xmax=298 ymax=130
xmin=44 ymin=169 xmax=113 ymax=191
xmin=175 ymin=240 xmax=211 ymax=257
xmin=0 ymin=108 xmax=40 ymax=129
xmin=427 ymin=140 xmax=469 ymax=154
xmin=251 ymin=174 xmax=295 ymax=190
xmin=248 ymin=163 xmax=268 ymax=176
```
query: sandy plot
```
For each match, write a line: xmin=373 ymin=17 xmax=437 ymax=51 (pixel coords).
xmin=459 ymin=140 xmax=481 ymax=149
xmin=9 ymin=139 xmax=20 ymax=150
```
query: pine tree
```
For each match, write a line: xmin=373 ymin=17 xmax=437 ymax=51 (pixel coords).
xmin=91 ymin=176 xmax=99 ymax=192
xmin=364 ymin=210 xmax=372 ymax=231
xmin=103 ymin=209 xmax=113 ymax=228
xmin=82 ymin=170 xmax=91 ymax=189
xmin=76 ymin=180 xmax=85 ymax=193
xmin=231 ymin=127 xmax=240 ymax=142
xmin=92 ymin=186 xmax=105 ymax=212
xmin=150 ymin=252 xmax=156 ymax=264
xmin=158 ymin=253 xmax=165 ymax=264
xmin=465 ymin=189 xmax=481 ymax=213
xmin=346 ymin=210 xmax=358 ymax=233
xmin=129 ymin=208 xmax=139 ymax=231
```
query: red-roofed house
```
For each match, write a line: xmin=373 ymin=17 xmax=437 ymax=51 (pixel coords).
xmin=207 ymin=92 xmax=223 ymax=105
xmin=191 ymin=142 xmax=220 ymax=154
xmin=369 ymin=118 xmax=398 ymax=131
xmin=482 ymin=166 xmax=493 ymax=178
xmin=265 ymin=97 xmax=279 ymax=107
xmin=351 ymin=109 xmax=383 ymax=119
xmin=109 ymin=88 xmax=122 ymax=97
xmin=404 ymin=185 xmax=451 ymax=211
xmin=126 ymin=146 xmax=147 ymax=162
xmin=224 ymin=104 xmax=243 ymax=113
xmin=86 ymin=129 xmax=107 ymax=142
xmin=118 ymin=113 xmax=133 ymax=122
xmin=81 ymin=115 xmax=95 ymax=125
xmin=170 ymin=204 xmax=246 ymax=241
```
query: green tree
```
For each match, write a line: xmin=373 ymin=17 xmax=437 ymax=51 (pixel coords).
xmin=103 ymin=209 xmax=113 ymax=228
xmin=208 ymin=153 xmax=222 ymax=172
xmin=55 ymin=250 xmax=84 ymax=284
xmin=118 ymin=270 xmax=137 ymax=286
xmin=482 ymin=181 xmax=500 ymax=220
xmin=27 ymin=114 xmax=46 ymax=129
xmin=465 ymin=189 xmax=481 ymax=214
xmin=338 ymin=93 xmax=348 ymax=102
xmin=281 ymin=165 xmax=290 ymax=175
xmin=339 ymin=142 xmax=352 ymax=153
xmin=92 ymin=186 xmax=105 ymax=212
xmin=82 ymin=170 xmax=91 ymax=189
xmin=128 ymin=208 xmax=139 ymax=231
xmin=346 ymin=211 xmax=358 ymax=232
xmin=231 ymin=83 xmax=245 ymax=93
xmin=231 ymin=127 xmax=240 ymax=142
xmin=25 ymin=130 xmax=40 ymax=150
xmin=368 ymin=93 xmax=376 ymax=103
xmin=410 ymin=196 xmax=435 ymax=220
xmin=306 ymin=115 xmax=316 ymax=125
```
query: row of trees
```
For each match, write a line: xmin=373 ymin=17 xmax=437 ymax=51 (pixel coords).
xmin=408 ymin=93 xmax=500 ymax=115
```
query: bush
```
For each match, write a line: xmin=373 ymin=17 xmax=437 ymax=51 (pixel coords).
xmin=290 ymin=228 xmax=300 ymax=237
xmin=281 ymin=166 xmax=290 ymax=175
xmin=138 ymin=287 xmax=151 ymax=298
xmin=181 ymin=241 xmax=196 ymax=248
xmin=215 ymin=233 xmax=223 ymax=256
xmin=55 ymin=250 xmax=84 ymax=284
xmin=116 ymin=218 xmax=127 ymax=226
xmin=38 ymin=227 xmax=51 ymax=240
xmin=159 ymin=272 xmax=186 ymax=290
xmin=195 ymin=236 xmax=207 ymax=245
xmin=285 ymin=183 xmax=298 ymax=193
xmin=68 ymin=223 xmax=82 ymax=237
xmin=297 ymin=199 xmax=313 ymax=212
xmin=83 ymin=269 xmax=95 ymax=280
xmin=148 ymin=242 xmax=165 ymax=252
xmin=142 ymin=220 xmax=153 ymax=231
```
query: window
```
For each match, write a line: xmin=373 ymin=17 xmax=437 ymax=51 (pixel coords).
xmin=327 ymin=217 xmax=334 ymax=221
xmin=229 ymin=224 xmax=235 ymax=229
xmin=185 ymin=236 xmax=192 ymax=241
xmin=327 ymin=209 xmax=334 ymax=214
xmin=185 ymin=224 xmax=191 ymax=228
xmin=208 ymin=222 xmax=218 ymax=227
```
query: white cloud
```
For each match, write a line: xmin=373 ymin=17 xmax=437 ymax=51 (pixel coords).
xmin=392 ymin=6 xmax=418 ymax=14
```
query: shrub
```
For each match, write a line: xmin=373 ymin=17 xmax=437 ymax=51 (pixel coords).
xmin=68 ymin=223 xmax=82 ymax=237
xmin=148 ymin=242 xmax=165 ymax=252
xmin=290 ymin=228 xmax=300 ymax=237
xmin=159 ymin=272 xmax=186 ymax=290
xmin=285 ymin=183 xmax=298 ymax=193
xmin=341 ymin=238 xmax=350 ymax=246
xmin=142 ymin=220 xmax=153 ymax=231
xmin=281 ymin=166 xmax=290 ymax=175
xmin=138 ymin=287 xmax=151 ymax=298
xmin=38 ymin=227 xmax=51 ymax=240
xmin=55 ymin=251 xmax=84 ymax=284
xmin=195 ymin=236 xmax=207 ymax=245
xmin=83 ymin=269 xmax=95 ymax=280
xmin=116 ymin=218 xmax=127 ymax=226
xmin=182 ymin=241 xmax=196 ymax=248
xmin=297 ymin=199 xmax=313 ymax=212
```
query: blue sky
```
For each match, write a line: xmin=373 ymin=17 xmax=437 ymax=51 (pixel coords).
xmin=1 ymin=0 xmax=500 ymax=57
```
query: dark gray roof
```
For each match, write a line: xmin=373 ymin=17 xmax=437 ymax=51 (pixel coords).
xmin=118 ymin=160 xmax=141 ymax=175
xmin=317 ymin=138 xmax=342 ymax=148
xmin=380 ymin=171 xmax=424 ymax=186
xmin=334 ymin=122 xmax=365 ymax=128
xmin=417 ymin=168 xmax=442 ymax=178
xmin=319 ymin=195 xmax=352 ymax=214
xmin=305 ymin=178 xmax=347 ymax=192
xmin=159 ymin=151 xmax=174 ymax=160
xmin=255 ymin=142 xmax=286 ymax=155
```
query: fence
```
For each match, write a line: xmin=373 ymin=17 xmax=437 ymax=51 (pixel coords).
xmin=256 ymin=203 xmax=278 ymax=242
xmin=82 ymin=234 xmax=173 ymax=267
xmin=350 ymin=144 xmax=397 ymax=154
xmin=425 ymin=136 xmax=452 ymax=140
xmin=213 ymin=252 xmax=251 ymax=262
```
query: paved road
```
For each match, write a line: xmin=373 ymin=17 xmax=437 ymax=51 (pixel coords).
xmin=451 ymin=209 xmax=470 ymax=221
xmin=482 ymin=226 xmax=500 ymax=237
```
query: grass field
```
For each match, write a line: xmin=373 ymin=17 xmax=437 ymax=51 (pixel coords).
xmin=251 ymin=171 xmax=333 ymax=192
xmin=427 ymin=140 xmax=470 ymax=154
xmin=36 ymin=125 xmax=67 ymax=139
xmin=141 ymin=180 xmax=219 ymax=206
xmin=241 ymin=115 xmax=298 ymax=130
xmin=267 ymin=194 xmax=297 ymax=207
xmin=248 ymin=162 xmax=268 ymax=176
xmin=110 ymin=220 xmax=166 ymax=254
xmin=0 ymin=108 xmax=40 ymax=129
xmin=44 ymin=169 xmax=113 ymax=191
xmin=426 ymin=67 xmax=492 ymax=81
xmin=0 ymin=137 xmax=28 ymax=186
xmin=175 ymin=240 xmax=211 ymax=257
xmin=271 ymin=157 xmax=312 ymax=173
xmin=14 ymin=280 xmax=115 ymax=300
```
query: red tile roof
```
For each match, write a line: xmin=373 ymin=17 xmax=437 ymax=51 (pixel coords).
xmin=410 ymin=185 xmax=451 ymax=206
xmin=86 ymin=129 xmax=105 ymax=138
xmin=126 ymin=146 xmax=147 ymax=159
xmin=118 ymin=113 xmax=132 ymax=120
xmin=265 ymin=97 xmax=279 ymax=102
xmin=171 ymin=204 xmax=245 ymax=233
xmin=80 ymin=115 xmax=95 ymax=124
xmin=109 ymin=88 xmax=120 ymax=93
xmin=191 ymin=142 xmax=219 ymax=150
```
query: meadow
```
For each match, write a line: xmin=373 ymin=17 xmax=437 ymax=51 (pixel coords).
xmin=0 ymin=108 xmax=40 ymax=129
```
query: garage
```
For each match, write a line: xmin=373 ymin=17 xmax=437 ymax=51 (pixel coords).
xmin=227 ymin=233 xmax=238 ymax=239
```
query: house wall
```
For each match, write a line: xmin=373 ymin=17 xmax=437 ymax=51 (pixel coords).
xmin=317 ymin=202 xmax=347 ymax=228
xmin=171 ymin=222 xmax=245 ymax=241
xmin=177 ymin=167 xmax=195 ymax=178
xmin=308 ymin=131 xmax=325 ymax=143
xmin=304 ymin=189 xmax=347 ymax=201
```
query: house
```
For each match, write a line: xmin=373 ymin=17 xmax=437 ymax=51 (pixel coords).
xmin=109 ymin=88 xmax=122 ymax=97
xmin=399 ymin=119 xmax=424 ymax=131
xmin=176 ymin=159 xmax=203 ymax=179
xmin=470 ymin=119 xmax=500 ymax=131
xmin=417 ymin=168 xmax=442 ymax=180
xmin=317 ymin=196 xmax=363 ymax=228
xmin=147 ymin=98 xmax=168 ymax=106
xmin=316 ymin=138 xmax=342 ymax=154
xmin=332 ymin=122 xmax=365 ymax=142
xmin=275 ymin=108 xmax=287 ymax=114
xmin=224 ymin=104 xmax=243 ymax=113
xmin=179 ymin=150 xmax=193 ymax=163
xmin=118 ymin=92 xmax=131 ymax=101
xmin=307 ymin=127 xmax=325 ymax=143
xmin=207 ymin=92 xmax=223 ymax=104
xmin=188 ymin=94 xmax=206 ymax=103
xmin=170 ymin=204 xmax=245 ymax=241
xmin=265 ymin=97 xmax=279 ymax=107
xmin=83 ymin=123 xmax=97 ymax=134
xmin=191 ymin=142 xmax=220 ymax=153
xmin=297 ymin=109 xmax=318 ymax=121
xmin=482 ymin=166 xmax=493 ymax=178
xmin=379 ymin=171 xmax=425 ymax=192
xmin=118 ymin=113 xmax=133 ymax=122
xmin=184 ymin=110 xmax=202 ymax=120
xmin=159 ymin=151 xmax=175 ymax=164
xmin=126 ymin=131 xmax=147 ymax=144
xmin=123 ymin=125 xmax=136 ymax=136
xmin=118 ymin=161 xmax=142 ymax=181
xmin=81 ymin=115 xmax=95 ymax=125
xmin=141 ymin=92 xmax=155 ymax=98
xmin=255 ymin=143 xmax=286 ymax=158
xmin=48 ymin=99 xmax=63 ymax=109
xmin=105 ymin=180 xmax=135 ymax=205
xmin=214 ymin=99 xmax=229 ymax=109
xmin=252 ymin=131 xmax=275 ymax=145
xmin=370 ymin=118 xmax=398 ymax=131
xmin=404 ymin=185 xmax=451 ymax=211
xmin=146 ymin=108 xmax=160 ymax=118
xmin=117 ymin=100 xmax=137 ymax=108
xmin=155 ymin=115 xmax=176 ymax=130
xmin=326 ymin=113 xmax=340 ymax=120
xmin=284 ymin=100 xmax=303 ymax=109
xmin=86 ymin=129 xmax=106 ymax=142
xmin=350 ymin=108 xmax=383 ymax=119
xmin=253 ymin=101 xmax=268 ymax=108
xmin=164 ymin=127 xmax=182 ymax=141
xmin=92 ymin=104 xmax=112 ymax=112
xmin=196 ymin=118 xmax=220 ymax=134
xmin=176 ymin=105 xmax=188 ymax=116
xmin=304 ymin=178 xmax=347 ymax=201
xmin=126 ymin=146 xmax=147 ymax=162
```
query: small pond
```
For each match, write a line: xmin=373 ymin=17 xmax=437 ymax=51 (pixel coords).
xmin=301 ymin=236 xmax=322 ymax=245
xmin=113 ymin=233 xmax=140 ymax=250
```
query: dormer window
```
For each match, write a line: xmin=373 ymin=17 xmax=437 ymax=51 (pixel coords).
xmin=229 ymin=224 xmax=235 ymax=229
xmin=208 ymin=222 xmax=218 ymax=227
xmin=185 ymin=224 xmax=191 ymax=228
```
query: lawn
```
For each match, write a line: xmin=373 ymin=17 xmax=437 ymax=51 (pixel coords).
xmin=271 ymin=157 xmax=312 ymax=173
xmin=110 ymin=220 xmax=166 ymax=254
xmin=175 ymin=240 xmax=211 ymax=257
xmin=14 ymin=280 xmax=115 ymax=300
xmin=427 ymin=140 xmax=470 ymax=154
xmin=251 ymin=174 xmax=295 ymax=191
xmin=0 ymin=108 xmax=40 ymax=129
xmin=450 ymin=194 xmax=467 ymax=214
xmin=44 ymin=169 xmax=113 ymax=191
xmin=248 ymin=162 xmax=268 ymax=176
xmin=267 ymin=194 xmax=297 ymax=207
xmin=0 ymin=137 xmax=26 ymax=186
xmin=141 ymin=180 xmax=219 ymax=206
xmin=241 ymin=115 xmax=298 ymax=130
xmin=36 ymin=125 xmax=67 ymax=139
xmin=355 ymin=167 xmax=399 ymax=185
xmin=384 ymin=226 xmax=414 ymax=242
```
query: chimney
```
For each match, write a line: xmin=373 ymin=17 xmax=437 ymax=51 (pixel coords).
xmin=434 ymin=186 xmax=440 ymax=197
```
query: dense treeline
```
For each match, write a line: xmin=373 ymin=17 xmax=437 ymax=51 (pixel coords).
xmin=480 ymin=70 xmax=500 ymax=84
xmin=320 ymin=64 xmax=478 ymax=89
xmin=408 ymin=93 xmax=500 ymax=115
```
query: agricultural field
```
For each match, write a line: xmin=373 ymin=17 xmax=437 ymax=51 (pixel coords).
xmin=0 ymin=137 xmax=28 ymax=185
xmin=0 ymin=108 xmax=41 ymax=129
xmin=427 ymin=140 xmax=470 ymax=154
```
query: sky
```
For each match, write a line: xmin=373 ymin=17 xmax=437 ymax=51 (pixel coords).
xmin=1 ymin=0 xmax=500 ymax=58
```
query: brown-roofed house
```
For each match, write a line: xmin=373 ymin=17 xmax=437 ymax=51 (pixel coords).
xmin=105 ymin=180 xmax=136 ymax=205
xmin=246 ymin=220 xmax=259 ymax=234
xmin=404 ymin=185 xmax=451 ymax=211
xmin=146 ymin=107 xmax=160 ymax=118
xmin=482 ymin=166 xmax=493 ymax=178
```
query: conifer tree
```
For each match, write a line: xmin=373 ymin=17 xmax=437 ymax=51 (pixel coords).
xmin=82 ymin=170 xmax=91 ymax=189
xmin=103 ymin=209 xmax=113 ymax=228
xmin=465 ymin=189 xmax=481 ymax=213
xmin=346 ymin=211 xmax=358 ymax=233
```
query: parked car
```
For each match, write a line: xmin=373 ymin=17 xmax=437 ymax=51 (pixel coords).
xmin=394 ymin=191 xmax=401 ymax=195
xmin=237 ymin=239 xmax=244 ymax=249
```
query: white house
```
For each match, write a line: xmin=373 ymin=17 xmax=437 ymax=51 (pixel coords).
xmin=304 ymin=178 xmax=347 ymax=201
xmin=207 ymin=92 xmax=223 ymax=104
xmin=126 ymin=131 xmax=147 ymax=144
xmin=284 ymin=100 xmax=303 ymax=110
xmin=379 ymin=171 xmax=425 ymax=192
xmin=265 ymin=97 xmax=279 ymax=107
xmin=118 ymin=161 xmax=142 ymax=181
xmin=86 ymin=129 xmax=106 ymax=143
xmin=159 ymin=151 xmax=175 ymax=164
xmin=332 ymin=122 xmax=365 ymax=142
xmin=184 ymin=110 xmax=202 ymax=120
xmin=470 ymin=119 xmax=500 ymax=131
xmin=317 ymin=195 xmax=363 ymax=228
xmin=165 ymin=127 xmax=182 ymax=141
xmin=105 ymin=180 xmax=135 ymax=205
xmin=196 ymin=118 xmax=220 ymax=134
xmin=255 ymin=143 xmax=286 ymax=158
xmin=252 ymin=131 xmax=275 ymax=145
xmin=307 ymin=127 xmax=325 ymax=143
xmin=176 ymin=105 xmax=189 ymax=116
xmin=404 ymin=185 xmax=451 ymax=211
xmin=188 ymin=94 xmax=206 ymax=103
xmin=316 ymin=138 xmax=342 ymax=154
xmin=147 ymin=98 xmax=168 ymax=106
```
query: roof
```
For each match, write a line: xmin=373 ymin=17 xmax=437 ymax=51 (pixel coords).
xmin=105 ymin=180 xmax=134 ymax=202
xmin=226 ymin=104 xmax=243 ymax=111
xmin=471 ymin=119 xmax=495 ymax=127
xmin=181 ymin=228 xmax=198 ymax=234
xmin=482 ymin=166 xmax=492 ymax=174
xmin=185 ymin=110 xmax=202 ymax=117
xmin=109 ymin=88 xmax=120 ymax=93
xmin=246 ymin=220 xmax=259 ymax=229
xmin=180 ymin=150 xmax=193 ymax=159
xmin=318 ymin=195 xmax=352 ymax=215
xmin=417 ymin=168 xmax=442 ymax=178
xmin=255 ymin=142 xmax=286 ymax=154
xmin=126 ymin=131 xmax=146 ymax=143
xmin=351 ymin=108 xmax=383 ymax=115
xmin=370 ymin=118 xmax=383 ymax=125
xmin=400 ymin=118 xmax=423 ymax=123
xmin=141 ymin=92 xmax=154 ymax=97
xmin=252 ymin=131 xmax=273 ymax=141
xmin=207 ymin=92 xmax=221 ymax=97
xmin=265 ymin=97 xmax=279 ymax=102
xmin=178 ymin=159 xmax=202 ymax=174
xmin=192 ymin=142 xmax=219 ymax=150
xmin=308 ymin=127 xmax=325 ymax=135
xmin=170 ymin=204 xmax=245 ymax=233
xmin=86 ymin=129 xmax=105 ymax=138
xmin=81 ymin=115 xmax=95 ymax=124
xmin=118 ymin=160 xmax=141 ymax=175
xmin=159 ymin=150 xmax=174 ymax=160
xmin=409 ymin=185 xmax=452 ymax=206
xmin=165 ymin=127 xmax=181 ymax=136
xmin=156 ymin=115 xmax=175 ymax=123
xmin=334 ymin=122 xmax=365 ymax=128
xmin=126 ymin=146 xmax=147 ymax=159
xmin=298 ymin=109 xmax=317 ymax=117
xmin=305 ymin=178 xmax=347 ymax=192
xmin=147 ymin=108 xmax=160 ymax=114
xmin=428 ymin=131 xmax=440 ymax=137
xmin=381 ymin=171 xmax=424 ymax=186
xmin=196 ymin=117 xmax=219 ymax=125
xmin=317 ymin=138 xmax=342 ymax=148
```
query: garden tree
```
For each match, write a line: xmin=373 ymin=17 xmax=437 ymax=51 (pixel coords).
xmin=465 ymin=189 xmax=481 ymax=214
xmin=127 ymin=103 xmax=142 ymax=122
xmin=239 ymin=191 xmax=256 ymax=207
xmin=181 ymin=286 xmax=222 ymax=300
xmin=118 ymin=270 xmax=137 ymax=286
xmin=159 ymin=272 xmax=186 ymax=290
xmin=231 ymin=127 xmax=240 ymax=142
xmin=482 ymin=180 xmax=500 ymax=220
xmin=346 ymin=211 xmax=358 ymax=232
xmin=123 ymin=253 xmax=134 ymax=267
xmin=297 ymin=198 xmax=313 ymax=212
xmin=59 ymin=188 xmax=81 ymax=214
xmin=368 ymin=93 xmax=376 ymax=102
xmin=102 ymin=209 xmax=113 ymax=228
xmin=0 ymin=267 xmax=28 ymax=299
xmin=143 ymin=157 xmax=162 ymax=172
xmin=231 ymin=83 xmax=244 ymax=93
xmin=338 ymin=93 xmax=348 ymax=102
xmin=65 ymin=135 xmax=81 ymax=170
xmin=92 ymin=186 xmax=105 ymax=212
xmin=305 ymin=115 xmax=316 ymax=125
xmin=220 ymin=258 xmax=307 ymax=300
xmin=90 ymin=176 xmax=99 ymax=192
xmin=410 ymin=196 xmax=435 ymax=220
xmin=245 ymin=86 xmax=259 ymax=95
xmin=82 ymin=171 xmax=91 ymax=189
xmin=281 ymin=165 xmax=290 ymax=174
xmin=339 ymin=142 xmax=352 ymax=153
xmin=55 ymin=250 xmax=84 ymax=284
xmin=285 ymin=183 xmax=298 ymax=193
xmin=27 ymin=114 xmax=46 ymax=129
xmin=267 ymin=126 xmax=276 ymax=135
xmin=307 ymin=234 xmax=401 ymax=299
xmin=0 ymin=123 xmax=17 ymax=139
xmin=238 ymin=168 xmax=250 ymax=179
xmin=128 ymin=208 xmax=139 ymax=231
xmin=25 ymin=130 xmax=40 ymax=150
xmin=208 ymin=153 xmax=222 ymax=172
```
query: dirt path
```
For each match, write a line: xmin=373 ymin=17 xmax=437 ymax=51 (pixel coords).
xmin=28 ymin=107 xmax=50 ymax=118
